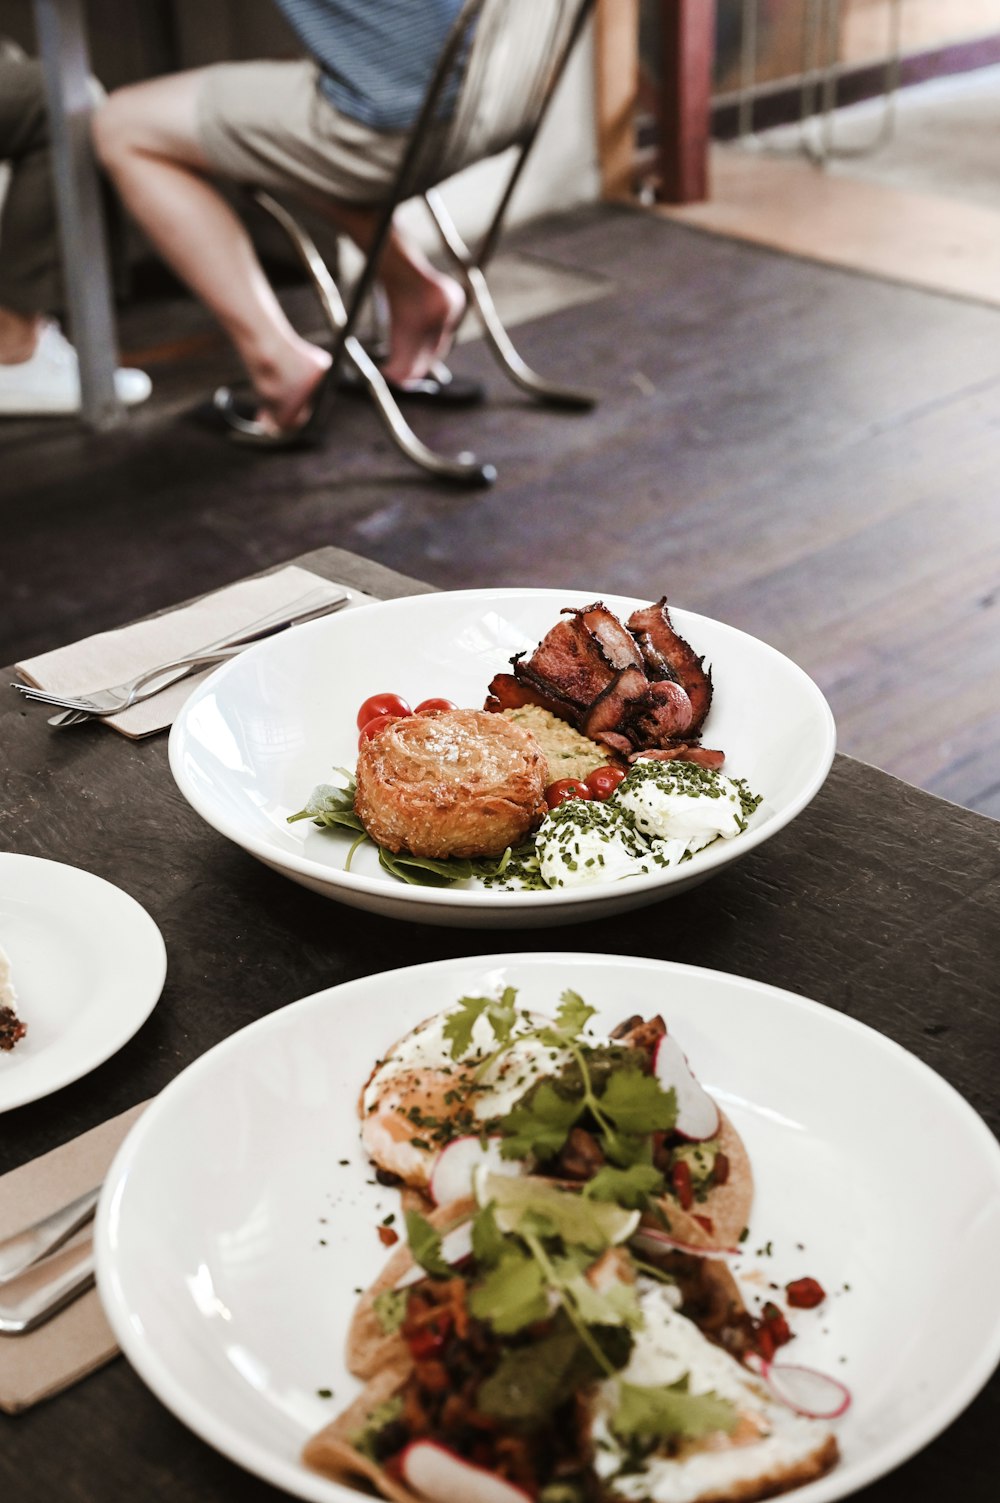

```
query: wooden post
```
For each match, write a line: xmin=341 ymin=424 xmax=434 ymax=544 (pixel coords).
xmin=658 ymin=0 xmax=716 ymax=203
xmin=594 ymin=0 xmax=640 ymax=201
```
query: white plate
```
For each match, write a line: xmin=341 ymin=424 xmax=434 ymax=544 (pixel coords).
xmin=97 ymin=952 xmax=1000 ymax=1503
xmin=167 ymin=589 xmax=836 ymax=927
xmin=0 ymin=854 xmax=166 ymax=1113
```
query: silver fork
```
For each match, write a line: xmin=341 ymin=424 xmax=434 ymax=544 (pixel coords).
xmin=12 ymin=585 xmax=349 ymax=721
xmin=0 ymin=1185 xmax=100 ymax=1336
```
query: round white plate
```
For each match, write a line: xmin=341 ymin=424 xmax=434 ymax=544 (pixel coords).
xmin=97 ymin=953 xmax=1000 ymax=1503
xmin=0 ymin=854 xmax=167 ymax=1113
xmin=168 ymin=588 xmax=836 ymax=927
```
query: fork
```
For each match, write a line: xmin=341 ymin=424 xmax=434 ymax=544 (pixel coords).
xmin=0 ymin=1185 xmax=100 ymax=1336
xmin=12 ymin=585 xmax=348 ymax=721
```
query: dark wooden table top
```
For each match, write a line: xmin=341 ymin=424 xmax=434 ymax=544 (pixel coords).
xmin=1 ymin=547 xmax=997 ymax=1503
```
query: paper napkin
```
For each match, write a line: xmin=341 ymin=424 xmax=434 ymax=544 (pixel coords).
xmin=0 ymin=1101 xmax=150 ymax=1413
xmin=15 ymin=565 xmax=370 ymax=740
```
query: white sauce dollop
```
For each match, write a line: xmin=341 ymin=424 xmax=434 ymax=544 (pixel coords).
xmin=535 ymin=801 xmax=653 ymax=889
xmin=590 ymin=1283 xmax=835 ymax=1503
xmin=617 ymin=762 xmax=746 ymax=856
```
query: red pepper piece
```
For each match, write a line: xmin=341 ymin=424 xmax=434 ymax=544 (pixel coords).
xmin=713 ymin=1151 xmax=730 ymax=1185
xmin=760 ymin=1301 xmax=793 ymax=1349
xmin=671 ymin=1159 xmax=694 ymax=1210
xmin=693 ymin=1214 xmax=715 ymax=1236
xmin=378 ymin=1225 xmax=400 ymax=1247
xmin=786 ymin=1276 xmax=826 ymax=1309
xmin=407 ymin=1325 xmax=447 ymax=1360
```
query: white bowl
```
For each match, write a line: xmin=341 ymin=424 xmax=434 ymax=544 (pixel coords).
xmin=168 ymin=589 xmax=835 ymax=927
xmin=96 ymin=952 xmax=1000 ymax=1503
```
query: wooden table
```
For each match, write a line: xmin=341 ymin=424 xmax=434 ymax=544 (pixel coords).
xmin=1 ymin=546 xmax=997 ymax=1501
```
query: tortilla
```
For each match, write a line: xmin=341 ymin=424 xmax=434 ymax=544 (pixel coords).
xmin=346 ymin=1197 xmax=475 ymax=1380
xmin=303 ymin=1360 xmax=419 ymax=1502
xmin=306 ymin=1216 xmax=837 ymax=1503
xmin=657 ymin=1107 xmax=754 ymax=1250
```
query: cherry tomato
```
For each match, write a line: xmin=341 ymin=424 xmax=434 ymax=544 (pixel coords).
xmin=358 ymin=713 xmax=401 ymax=747
xmin=785 ymin=1276 xmax=826 ymax=1309
xmin=584 ymin=764 xmax=627 ymax=800
xmin=545 ymin=778 xmax=593 ymax=810
xmin=356 ymin=692 xmax=411 ymax=730
xmin=414 ymin=697 xmax=458 ymax=715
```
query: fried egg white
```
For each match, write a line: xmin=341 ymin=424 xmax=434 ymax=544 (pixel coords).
xmin=360 ymin=1010 xmax=569 ymax=1188
xmin=590 ymin=1282 xmax=838 ymax=1503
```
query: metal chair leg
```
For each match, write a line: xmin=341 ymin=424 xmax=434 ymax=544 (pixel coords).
xmin=424 ymin=188 xmax=595 ymax=412
xmin=251 ymin=191 xmax=496 ymax=487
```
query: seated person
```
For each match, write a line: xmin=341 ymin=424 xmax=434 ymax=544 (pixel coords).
xmin=92 ymin=0 xmax=470 ymax=443
xmin=0 ymin=43 xmax=150 ymax=416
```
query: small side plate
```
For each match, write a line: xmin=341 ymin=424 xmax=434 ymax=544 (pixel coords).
xmin=0 ymin=854 xmax=166 ymax=1113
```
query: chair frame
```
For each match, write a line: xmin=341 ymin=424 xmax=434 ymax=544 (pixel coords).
xmin=255 ymin=0 xmax=598 ymax=486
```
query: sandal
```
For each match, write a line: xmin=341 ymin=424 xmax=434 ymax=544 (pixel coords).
xmin=337 ymin=358 xmax=485 ymax=408
xmin=207 ymin=383 xmax=333 ymax=449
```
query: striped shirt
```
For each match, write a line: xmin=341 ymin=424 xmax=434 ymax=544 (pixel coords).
xmin=273 ymin=0 xmax=465 ymax=131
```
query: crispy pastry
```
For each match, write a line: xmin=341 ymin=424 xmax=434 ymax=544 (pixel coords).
xmin=354 ymin=708 xmax=547 ymax=859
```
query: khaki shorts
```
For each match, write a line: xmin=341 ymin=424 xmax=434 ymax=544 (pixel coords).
xmin=194 ymin=59 xmax=410 ymax=206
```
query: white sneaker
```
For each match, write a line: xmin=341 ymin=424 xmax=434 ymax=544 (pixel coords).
xmin=0 ymin=322 xmax=152 ymax=415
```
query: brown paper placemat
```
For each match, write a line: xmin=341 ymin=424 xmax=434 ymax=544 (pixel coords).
xmin=0 ymin=1100 xmax=150 ymax=1413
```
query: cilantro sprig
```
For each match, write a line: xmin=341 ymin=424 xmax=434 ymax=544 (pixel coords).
xmin=437 ymin=987 xmax=678 ymax=1184
xmin=397 ymin=1183 xmax=737 ymax=1450
xmin=612 ymin=1376 xmax=738 ymax=1446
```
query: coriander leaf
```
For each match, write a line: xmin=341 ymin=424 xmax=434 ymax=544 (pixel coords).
xmin=612 ymin=1379 xmax=738 ymax=1444
xmin=404 ymin=1209 xmax=451 ymax=1278
xmin=445 ymin=988 xmax=521 ymax=1073
xmin=499 ymin=1081 xmax=584 ymax=1160
xmin=470 ymin=1202 xmax=507 ymax=1268
xmin=468 ymin=1248 xmax=549 ymax=1334
xmin=598 ymin=1069 xmax=678 ymax=1136
xmin=584 ymin=1162 xmax=665 ymax=1210
xmin=442 ymin=995 xmax=491 ymax=1058
xmin=486 ymin=986 xmax=519 ymax=1048
xmin=599 ymin=1129 xmax=657 ymax=1170
xmin=371 ymin=1288 xmax=408 ymax=1335
xmin=487 ymin=1176 xmax=637 ymax=1251
xmin=477 ymin=1316 xmax=623 ymax=1424
xmin=555 ymin=1266 xmax=644 ymax=1330
xmin=554 ymin=989 xmax=597 ymax=1039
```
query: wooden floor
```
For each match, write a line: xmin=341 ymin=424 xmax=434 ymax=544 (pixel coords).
xmin=3 ymin=203 xmax=1000 ymax=819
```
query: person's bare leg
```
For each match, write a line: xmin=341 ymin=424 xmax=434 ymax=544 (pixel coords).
xmin=329 ymin=204 xmax=465 ymax=385
xmin=93 ymin=72 xmax=328 ymax=431
xmin=0 ymin=307 xmax=42 ymax=364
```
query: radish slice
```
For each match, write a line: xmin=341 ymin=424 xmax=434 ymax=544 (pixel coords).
xmin=653 ymin=1034 xmax=720 ymax=1140
xmin=394 ymin=1222 xmax=474 ymax=1290
xmin=745 ymin=1355 xmax=852 ymax=1419
xmin=400 ymin=1440 xmax=532 ymax=1503
xmin=632 ymin=1226 xmax=740 ymax=1260
xmin=429 ymin=1135 xmax=523 ymax=1207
